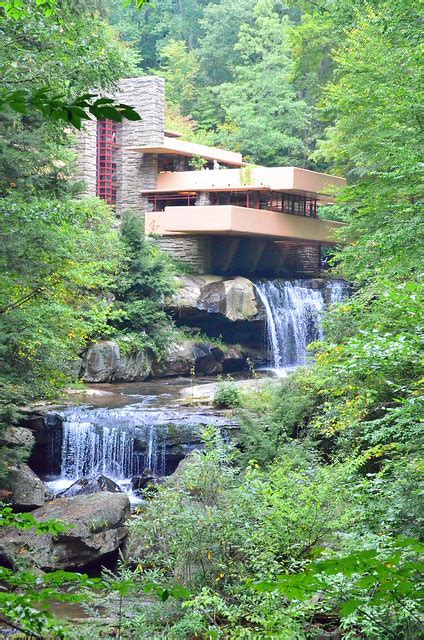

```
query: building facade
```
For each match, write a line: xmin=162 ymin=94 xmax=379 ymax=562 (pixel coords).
xmin=75 ymin=77 xmax=346 ymax=277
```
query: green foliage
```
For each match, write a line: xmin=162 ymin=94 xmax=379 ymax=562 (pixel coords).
xmin=215 ymin=0 xmax=310 ymax=165
xmin=0 ymin=505 xmax=68 ymax=535
xmin=0 ymin=0 xmax=139 ymax=195
xmin=256 ymin=537 xmax=424 ymax=640
xmin=235 ymin=376 xmax=317 ymax=467
xmin=214 ymin=378 xmax=242 ymax=409
xmin=0 ymin=196 xmax=124 ymax=397
xmin=125 ymin=432 xmax=357 ymax=637
xmin=0 ymin=89 xmax=141 ymax=129
xmin=113 ymin=212 xmax=177 ymax=357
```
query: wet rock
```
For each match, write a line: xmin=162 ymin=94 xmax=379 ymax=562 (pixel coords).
xmin=80 ymin=341 xmax=152 ymax=383
xmin=131 ymin=470 xmax=163 ymax=493
xmin=58 ymin=475 xmax=122 ymax=498
xmin=153 ymin=340 xmax=247 ymax=377
xmin=0 ymin=492 xmax=130 ymax=570
xmin=166 ymin=450 xmax=199 ymax=484
xmin=2 ymin=463 xmax=52 ymax=511
xmin=0 ymin=426 xmax=35 ymax=450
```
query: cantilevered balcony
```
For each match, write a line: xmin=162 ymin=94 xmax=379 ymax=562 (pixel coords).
xmin=145 ymin=205 xmax=344 ymax=245
xmin=143 ymin=166 xmax=346 ymax=200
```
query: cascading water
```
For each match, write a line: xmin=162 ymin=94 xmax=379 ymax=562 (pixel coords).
xmin=44 ymin=401 xmax=237 ymax=500
xmin=254 ymin=279 xmax=348 ymax=372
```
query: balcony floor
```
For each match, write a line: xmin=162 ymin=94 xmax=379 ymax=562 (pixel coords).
xmin=145 ymin=205 xmax=344 ymax=245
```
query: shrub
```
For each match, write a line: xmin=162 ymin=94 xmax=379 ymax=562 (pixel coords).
xmin=214 ymin=378 xmax=242 ymax=409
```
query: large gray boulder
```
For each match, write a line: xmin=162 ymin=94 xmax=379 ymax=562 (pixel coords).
xmin=2 ymin=463 xmax=52 ymax=511
xmin=168 ymin=275 xmax=261 ymax=322
xmin=153 ymin=340 xmax=247 ymax=377
xmin=80 ymin=340 xmax=152 ymax=383
xmin=0 ymin=426 xmax=35 ymax=451
xmin=198 ymin=277 xmax=260 ymax=321
xmin=0 ymin=492 xmax=130 ymax=570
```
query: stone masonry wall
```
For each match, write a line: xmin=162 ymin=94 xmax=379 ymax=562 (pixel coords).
xmin=115 ymin=76 xmax=165 ymax=220
xmin=195 ymin=192 xmax=211 ymax=206
xmin=157 ymin=236 xmax=212 ymax=274
xmin=74 ymin=118 xmax=97 ymax=197
xmin=283 ymin=243 xmax=321 ymax=277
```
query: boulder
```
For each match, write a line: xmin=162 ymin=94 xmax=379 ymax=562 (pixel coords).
xmin=166 ymin=450 xmax=199 ymax=484
xmin=0 ymin=492 xmax=131 ymax=570
xmin=221 ymin=345 xmax=249 ymax=373
xmin=168 ymin=275 xmax=261 ymax=323
xmin=115 ymin=349 xmax=152 ymax=383
xmin=198 ymin=277 xmax=259 ymax=322
xmin=0 ymin=426 xmax=35 ymax=450
xmin=2 ymin=464 xmax=52 ymax=511
xmin=58 ymin=475 xmax=122 ymax=498
xmin=131 ymin=470 xmax=163 ymax=494
xmin=170 ymin=275 xmax=223 ymax=313
xmin=153 ymin=340 xmax=247 ymax=377
xmin=80 ymin=341 xmax=152 ymax=383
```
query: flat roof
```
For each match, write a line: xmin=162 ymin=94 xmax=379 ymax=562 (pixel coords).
xmin=126 ymin=136 xmax=246 ymax=167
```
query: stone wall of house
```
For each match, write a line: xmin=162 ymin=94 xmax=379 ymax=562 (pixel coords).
xmin=115 ymin=76 xmax=165 ymax=220
xmin=74 ymin=119 xmax=97 ymax=197
xmin=195 ymin=192 xmax=211 ymax=206
xmin=282 ymin=243 xmax=321 ymax=277
xmin=157 ymin=236 xmax=212 ymax=274
xmin=74 ymin=76 xmax=165 ymax=219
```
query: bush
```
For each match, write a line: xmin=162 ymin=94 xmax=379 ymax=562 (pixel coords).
xmin=214 ymin=378 xmax=242 ymax=409
xmin=125 ymin=431 xmax=355 ymax=638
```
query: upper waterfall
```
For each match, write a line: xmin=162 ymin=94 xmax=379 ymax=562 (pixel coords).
xmin=254 ymin=279 xmax=348 ymax=371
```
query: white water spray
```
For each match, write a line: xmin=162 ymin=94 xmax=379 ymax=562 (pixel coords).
xmin=254 ymin=279 xmax=348 ymax=371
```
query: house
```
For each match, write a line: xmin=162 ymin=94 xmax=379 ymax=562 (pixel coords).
xmin=75 ymin=77 xmax=345 ymax=277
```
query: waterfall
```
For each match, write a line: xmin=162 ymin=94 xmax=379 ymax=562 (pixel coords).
xmin=44 ymin=403 xmax=236 ymax=497
xmin=254 ymin=279 xmax=348 ymax=371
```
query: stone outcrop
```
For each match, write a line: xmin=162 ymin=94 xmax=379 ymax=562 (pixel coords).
xmin=0 ymin=492 xmax=130 ymax=570
xmin=169 ymin=275 xmax=261 ymax=322
xmin=167 ymin=275 xmax=267 ymax=352
xmin=2 ymin=464 xmax=52 ymax=511
xmin=80 ymin=341 xmax=152 ymax=383
xmin=58 ymin=475 xmax=122 ymax=498
xmin=0 ymin=426 xmax=35 ymax=451
xmin=153 ymin=340 xmax=247 ymax=377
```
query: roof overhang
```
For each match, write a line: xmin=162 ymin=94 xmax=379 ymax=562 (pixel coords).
xmin=126 ymin=136 xmax=246 ymax=167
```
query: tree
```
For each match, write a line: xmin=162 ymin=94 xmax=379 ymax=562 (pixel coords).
xmin=0 ymin=1 xmax=140 ymax=194
xmin=215 ymin=0 xmax=310 ymax=166
xmin=158 ymin=39 xmax=200 ymax=116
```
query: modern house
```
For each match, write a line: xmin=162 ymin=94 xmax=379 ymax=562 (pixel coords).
xmin=75 ymin=77 xmax=345 ymax=277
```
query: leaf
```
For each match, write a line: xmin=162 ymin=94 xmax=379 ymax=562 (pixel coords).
xmin=340 ymin=598 xmax=363 ymax=616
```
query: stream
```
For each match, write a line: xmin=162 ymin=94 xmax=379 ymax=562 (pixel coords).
xmin=39 ymin=279 xmax=348 ymax=504
xmin=40 ymin=377 xmax=239 ymax=503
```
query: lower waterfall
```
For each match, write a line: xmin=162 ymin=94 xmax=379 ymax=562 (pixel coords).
xmin=254 ymin=279 xmax=348 ymax=371
xmin=43 ymin=402 xmax=237 ymax=500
